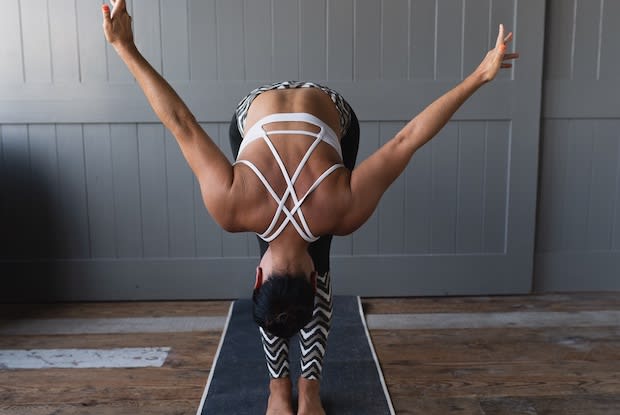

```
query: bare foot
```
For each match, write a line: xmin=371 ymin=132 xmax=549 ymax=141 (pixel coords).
xmin=297 ymin=377 xmax=326 ymax=415
xmin=266 ymin=377 xmax=294 ymax=415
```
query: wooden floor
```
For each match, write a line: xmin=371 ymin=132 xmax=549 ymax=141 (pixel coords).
xmin=1 ymin=293 xmax=620 ymax=414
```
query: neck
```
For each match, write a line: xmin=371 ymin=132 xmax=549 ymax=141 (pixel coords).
xmin=263 ymin=239 xmax=313 ymax=276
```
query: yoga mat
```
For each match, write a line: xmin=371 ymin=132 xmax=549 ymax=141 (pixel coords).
xmin=197 ymin=296 xmax=395 ymax=415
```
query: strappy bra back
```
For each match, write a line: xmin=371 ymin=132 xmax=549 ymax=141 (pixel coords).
xmin=234 ymin=113 xmax=344 ymax=243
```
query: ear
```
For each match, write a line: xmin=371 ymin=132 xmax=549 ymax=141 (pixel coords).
xmin=310 ymin=271 xmax=318 ymax=292
xmin=254 ymin=267 xmax=263 ymax=290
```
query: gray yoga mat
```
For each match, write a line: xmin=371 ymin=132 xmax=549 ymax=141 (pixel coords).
xmin=197 ymin=296 xmax=394 ymax=415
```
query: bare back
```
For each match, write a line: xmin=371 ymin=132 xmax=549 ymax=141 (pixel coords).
xmin=230 ymin=88 xmax=353 ymax=244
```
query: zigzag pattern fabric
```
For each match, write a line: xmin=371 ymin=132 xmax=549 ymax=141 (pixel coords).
xmin=299 ymin=271 xmax=333 ymax=380
xmin=259 ymin=271 xmax=333 ymax=380
xmin=259 ymin=326 xmax=290 ymax=378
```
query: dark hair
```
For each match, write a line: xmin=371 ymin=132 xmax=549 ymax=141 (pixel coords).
xmin=253 ymin=273 xmax=315 ymax=338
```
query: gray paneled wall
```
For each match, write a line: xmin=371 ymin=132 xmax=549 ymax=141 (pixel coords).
xmin=1 ymin=0 xmax=547 ymax=300
xmin=536 ymin=0 xmax=620 ymax=291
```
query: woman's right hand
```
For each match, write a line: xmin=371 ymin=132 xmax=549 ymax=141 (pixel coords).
xmin=102 ymin=0 xmax=134 ymax=50
xmin=475 ymin=24 xmax=519 ymax=83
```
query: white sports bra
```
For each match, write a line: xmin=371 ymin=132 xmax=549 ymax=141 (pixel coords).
xmin=234 ymin=112 xmax=344 ymax=243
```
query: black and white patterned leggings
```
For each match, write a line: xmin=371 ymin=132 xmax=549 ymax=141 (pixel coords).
xmin=228 ymin=81 xmax=359 ymax=380
xmin=259 ymin=270 xmax=333 ymax=380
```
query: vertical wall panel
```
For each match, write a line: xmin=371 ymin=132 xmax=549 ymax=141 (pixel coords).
xmin=483 ymin=121 xmax=509 ymax=253
xmin=614 ymin=129 xmax=620 ymax=250
xmin=83 ymin=125 xmax=116 ymax=257
xmin=165 ymin=129 xmax=196 ymax=257
xmin=544 ymin=0 xmax=573 ymax=80
xmin=300 ymin=0 xmax=326 ymax=80
xmin=599 ymin=0 xmax=620 ymax=81
xmin=352 ymin=122 xmax=380 ymax=255
xmin=27 ymin=125 xmax=58 ymax=258
xmin=55 ymin=125 xmax=90 ymax=258
xmin=536 ymin=120 xmax=568 ymax=252
xmin=572 ymin=0 xmax=601 ymax=80
xmin=189 ymin=0 xmax=217 ymax=80
xmin=195 ymin=124 xmax=223 ymax=257
xmin=134 ymin=0 xmax=163 ymax=73
xmin=456 ymin=122 xmax=485 ymax=253
xmin=160 ymin=0 xmax=190 ymax=81
xmin=0 ymin=0 xmax=24 ymax=83
xmin=410 ymin=0 xmax=436 ymax=79
xmin=463 ymin=0 xmax=490 ymax=77
xmin=110 ymin=124 xmax=143 ymax=257
xmin=327 ymin=0 xmax=354 ymax=81
xmin=244 ymin=0 xmax=272 ymax=81
xmin=0 ymin=127 xmax=4 ymax=251
xmin=378 ymin=122 xmax=406 ymax=254
xmin=354 ymin=0 xmax=381 ymax=81
xmin=28 ymin=125 xmax=57 ymax=188
xmin=76 ymin=0 xmax=107 ymax=82
xmin=20 ymin=0 xmax=52 ymax=83
xmin=1 ymin=125 xmax=31 ymax=258
xmin=405 ymin=131 xmax=432 ymax=253
xmin=586 ymin=120 xmax=618 ymax=250
xmin=273 ymin=0 xmax=300 ymax=80
xmin=138 ymin=124 xmax=169 ymax=257
xmin=430 ymin=122 xmax=458 ymax=252
xmin=435 ymin=0 xmax=463 ymax=80
xmin=561 ymin=120 xmax=593 ymax=251
xmin=216 ymin=0 xmax=245 ymax=80
xmin=49 ymin=0 xmax=80 ymax=83
xmin=381 ymin=0 xmax=409 ymax=80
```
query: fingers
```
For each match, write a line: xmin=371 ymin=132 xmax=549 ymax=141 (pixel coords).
xmin=495 ymin=24 xmax=505 ymax=48
xmin=110 ymin=0 xmax=126 ymax=19
xmin=102 ymin=3 xmax=111 ymax=23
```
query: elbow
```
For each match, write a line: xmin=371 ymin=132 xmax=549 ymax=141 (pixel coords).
xmin=169 ymin=109 xmax=198 ymax=139
xmin=202 ymin=195 xmax=240 ymax=233
xmin=217 ymin=212 xmax=241 ymax=233
xmin=395 ymin=124 xmax=420 ymax=155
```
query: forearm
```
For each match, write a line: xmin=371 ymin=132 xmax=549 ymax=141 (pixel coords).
xmin=115 ymin=44 xmax=195 ymax=138
xmin=398 ymin=71 xmax=487 ymax=153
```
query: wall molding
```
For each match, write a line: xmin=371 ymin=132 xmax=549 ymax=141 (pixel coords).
xmin=1 ymin=253 xmax=531 ymax=302
xmin=543 ymin=80 xmax=620 ymax=119
xmin=0 ymin=80 xmax=517 ymax=124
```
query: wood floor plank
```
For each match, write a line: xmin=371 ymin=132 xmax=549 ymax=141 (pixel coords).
xmin=363 ymin=292 xmax=620 ymax=314
xmin=0 ymin=301 xmax=231 ymax=319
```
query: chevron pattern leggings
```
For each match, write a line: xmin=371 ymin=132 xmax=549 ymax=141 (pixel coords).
xmin=228 ymin=86 xmax=359 ymax=380
xmin=259 ymin=271 xmax=333 ymax=380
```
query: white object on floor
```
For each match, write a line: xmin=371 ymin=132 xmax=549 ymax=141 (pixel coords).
xmin=0 ymin=347 xmax=171 ymax=369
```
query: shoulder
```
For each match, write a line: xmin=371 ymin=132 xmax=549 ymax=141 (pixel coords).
xmin=221 ymin=163 xmax=271 ymax=233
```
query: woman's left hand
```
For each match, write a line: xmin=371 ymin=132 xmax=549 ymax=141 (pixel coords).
xmin=475 ymin=24 xmax=519 ymax=83
xmin=102 ymin=0 xmax=134 ymax=50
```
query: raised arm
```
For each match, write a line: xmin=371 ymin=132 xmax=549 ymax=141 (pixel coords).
xmin=336 ymin=24 xmax=518 ymax=235
xmin=102 ymin=0 xmax=236 ymax=228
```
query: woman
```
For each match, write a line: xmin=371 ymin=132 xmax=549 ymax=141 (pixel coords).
xmin=102 ymin=1 xmax=517 ymax=414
